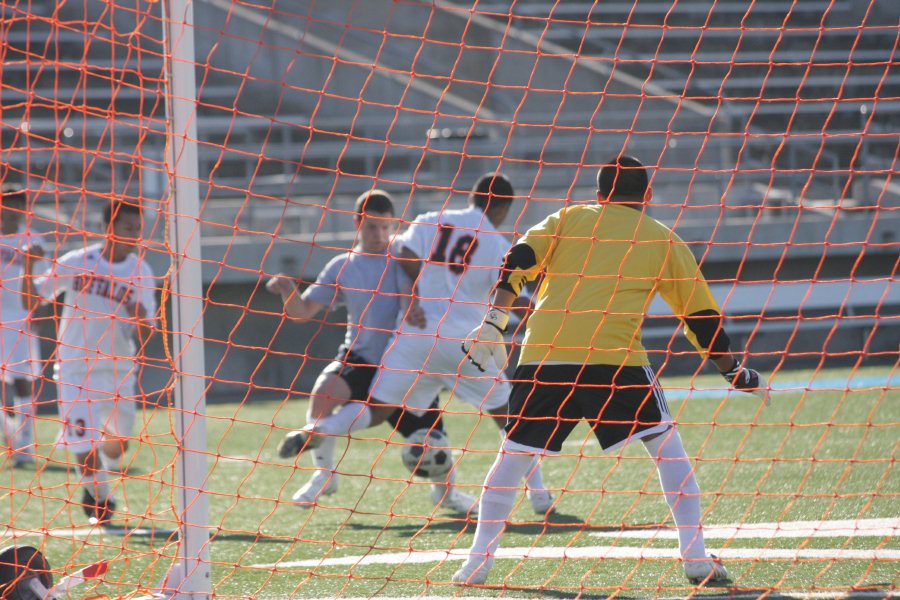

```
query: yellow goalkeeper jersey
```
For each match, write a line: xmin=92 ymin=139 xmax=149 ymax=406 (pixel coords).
xmin=516 ymin=202 xmax=720 ymax=367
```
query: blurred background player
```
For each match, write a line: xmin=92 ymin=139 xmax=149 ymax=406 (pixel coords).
xmin=0 ymin=182 xmax=44 ymax=466
xmin=21 ymin=201 xmax=157 ymax=524
xmin=455 ymin=156 xmax=768 ymax=585
xmin=285 ymin=173 xmax=553 ymax=516
xmin=268 ymin=190 xmax=469 ymax=510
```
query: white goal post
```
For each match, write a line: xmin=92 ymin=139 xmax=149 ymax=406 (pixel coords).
xmin=162 ymin=0 xmax=211 ymax=597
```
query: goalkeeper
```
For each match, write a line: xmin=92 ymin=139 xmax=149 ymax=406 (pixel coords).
xmin=455 ymin=155 xmax=768 ymax=586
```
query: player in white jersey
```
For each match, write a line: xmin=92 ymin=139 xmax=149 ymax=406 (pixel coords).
xmin=284 ymin=174 xmax=553 ymax=515
xmin=0 ymin=183 xmax=44 ymax=466
xmin=269 ymin=191 xmax=476 ymax=512
xmin=22 ymin=201 xmax=157 ymax=524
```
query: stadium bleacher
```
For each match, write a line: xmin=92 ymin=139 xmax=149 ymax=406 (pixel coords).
xmin=3 ymin=0 xmax=897 ymax=394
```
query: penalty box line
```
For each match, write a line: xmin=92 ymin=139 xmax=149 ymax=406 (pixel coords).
xmin=251 ymin=517 xmax=900 ymax=570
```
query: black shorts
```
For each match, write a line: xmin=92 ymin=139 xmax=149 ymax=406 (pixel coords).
xmin=322 ymin=350 xmax=443 ymax=436
xmin=322 ymin=350 xmax=378 ymax=402
xmin=505 ymin=363 xmax=671 ymax=453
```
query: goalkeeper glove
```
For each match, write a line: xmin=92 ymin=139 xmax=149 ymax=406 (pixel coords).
xmin=461 ymin=308 xmax=509 ymax=372
xmin=721 ymin=359 xmax=769 ymax=405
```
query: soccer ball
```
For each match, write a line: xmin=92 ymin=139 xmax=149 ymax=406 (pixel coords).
xmin=401 ymin=428 xmax=453 ymax=479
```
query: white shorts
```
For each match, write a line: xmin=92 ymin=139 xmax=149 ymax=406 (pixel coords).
xmin=56 ymin=370 xmax=137 ymax=454
xmin=0 ymin=320 xmax=40 ymax=383
xmin=369 ymin=333 xmax=510 ymax=416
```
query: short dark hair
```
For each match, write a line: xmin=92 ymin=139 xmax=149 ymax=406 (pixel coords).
xmin=103 ymin=201 xmax=142 ymax=225
xmin=471 ymin=172 xmax=514 ymax=210
xmin=354 ymin=190 xmax=394 ymax=217
xmin=1 ymin=182 xmax=27 ymax=205
xmin=597 ymin=155 xmax=649 ymax=201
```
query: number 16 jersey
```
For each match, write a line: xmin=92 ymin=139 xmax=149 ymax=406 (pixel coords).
xmin=397 ymin=206 xmax=511 ymax=340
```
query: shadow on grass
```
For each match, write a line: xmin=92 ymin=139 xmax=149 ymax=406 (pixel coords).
xmin=342 ymin=511 xmax=596 ymax=536
xmin=16 ymin=461 xmax=70 ymax=473
xmin=12 ymin=462 xmax=144 ymax=476
xmin=208 ymin=532 xmax=304 ymax=545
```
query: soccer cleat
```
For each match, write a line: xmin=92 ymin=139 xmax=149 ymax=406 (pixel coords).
xmin=451 ymin=555 xmax=494 ymax=585
xmin=290 ymin=470 xmax=338 ymax=506
xmin=430 ymin=485 xmax=479 ymax=515
xmin=527 ymin=489 xmax=556 ymax=515
xmin=277 ymin=426 xmax=320 ymax=459
xmin=81 ymin=489 xmax=117 ymax=525
xmin=684 ymin=554 xmax=730 ymax=585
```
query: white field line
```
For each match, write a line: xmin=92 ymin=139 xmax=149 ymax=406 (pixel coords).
xmin=251 ymin=545 xmax=900 ymax=570
xmin=6 ymin=516 xmax=895 ymax=545
xmin=249 ymin=517 xmax=900 ymax=569
xmin=337 ymin=594 xmax=892 ymax=600
xmin=588 ymin=518 xmax=900 ymax=541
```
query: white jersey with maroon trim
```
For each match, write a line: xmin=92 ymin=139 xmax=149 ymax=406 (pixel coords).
xmin=397 ymin=206 xmax=510 ymax=340
xmin=35 ymin=243 xmax=157 ymax=375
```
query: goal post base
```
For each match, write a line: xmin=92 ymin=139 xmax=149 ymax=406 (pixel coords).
xmin=153 ymin=558 xmax=211 ymax=600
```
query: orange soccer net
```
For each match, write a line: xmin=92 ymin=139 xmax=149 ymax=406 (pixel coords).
xmin=1 ymin=1 xmax=897 ymax=598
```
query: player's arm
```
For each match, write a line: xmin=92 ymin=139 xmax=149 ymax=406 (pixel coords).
xmin=462 ymin=242 xmax=538 ymax=371
xmin=396 ymin=245 xmax=426 ymax=327
xmin=127 ymin=299 xmax=155 ymax=346
xmin=660 ymin=239 xmax=768 ymax=402
xmin=508 ymin=280 xmax=536 ymax=330
xmin=682 ymin=309 xmax=767 ymax=401
xmin=265 ymin=274 xmax=326 ymax=321
xmin=20 ymin=241 xmax=47 ymax=313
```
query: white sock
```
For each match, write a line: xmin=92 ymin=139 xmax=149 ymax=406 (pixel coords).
xmin=100 ymin=449 xmax=122 ymax=473
xmin=643 ymin=428 xmax=706 ymax=560
xmin=80 ymin=470 xmax=113 ymax=502
xmin=525 ymin=455 xmax=546 ymax=491
xmin=469 ymin=443 xmax=535 ymax=559
xmin=315 ymin=402 xmax=371 ymax=436
xmin=430 ymin=465 xmax=456 ymax=494
xmin=1 ymin=411 xmax=13 ymax=443
xmin=497 ymin=432 xmax=546 ymax=491
xmin=306 ymin=410 xmax=337 ymax=471
xmin=311 ymin=436 xmax=336 ymax=471
xmin=13 ymin=395 xmax=35 ymax=450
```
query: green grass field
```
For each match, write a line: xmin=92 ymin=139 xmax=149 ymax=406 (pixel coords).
xmin=2 ymin=365 xmax=898 ymax=599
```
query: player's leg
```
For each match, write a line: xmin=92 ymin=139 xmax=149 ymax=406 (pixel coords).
xmin=642 ymin=427 xmax=728 ymax=583
xmin=0 ymin=383 xmax=11 ymax=454
xmin=388 ymin=398 xmax=479 ymax=515
xmin=11 ymin=377 xmax=36 ymax=466
xmin=309 ymin=337 xmax=433 ymax=439
xmin=58 ymin=376 xmax=116 ymax=524
xmin=486 ymin=404 xmax=552 ymax=514
xmin=89 ymin=374 xmax=139 ymax=523
xmin=600 ymin=365 xmax=728 ymax=584
xmin=282 ymin=392 xmax=395 ymax=504
xmin=284 ymin=368 xmax=351 ymax=504
xmin=283 ymin=362 xmax=396 ymax=455
xmin=98 ymin=377 xmax=137 ymax=469
xmin=386 ymin=398 xmax=444 ymax=439
xmin=3 ymin=325 xmax=40 ymax=466
xmin=455 ymin=355 xmax=553 ymax=515
xmin=279 ymin=367 xmax=349 ymax=460
xmin=371 ymin=338 xmax=481 ymax=511
xmin=301 ymin=392 xmax=395 ymax=438
xmin=279 ymin=353 xmax=393 ymax=453
xmin=454 ymin=365 xmax=579 ymax=585
xmin=631 ymin=365 xmax=728 ymax=584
